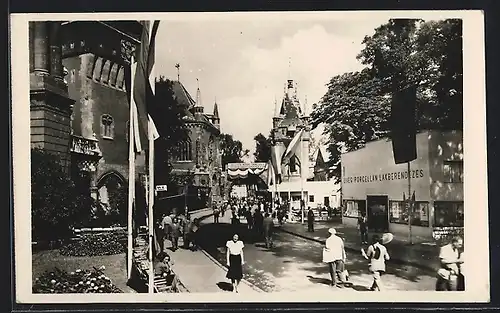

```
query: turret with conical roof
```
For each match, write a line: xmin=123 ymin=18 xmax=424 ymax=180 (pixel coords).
xmin=212 ymin=98 xmax=220 ymax=130
xmin=193 ymin=78 xmax=204 ymax=114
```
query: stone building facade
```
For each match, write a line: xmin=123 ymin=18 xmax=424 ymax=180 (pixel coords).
xmin=165 ymin=79 xmax=224 ymax=210
xmin=30 ymin=21 xmax=145 ymax=208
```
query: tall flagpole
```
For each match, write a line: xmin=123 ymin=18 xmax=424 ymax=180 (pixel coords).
xmin=147 ymin=21 xmax=156 ymax=295
xmin=127 ymin=56 xmax=136 ymax=280
xmin=148 ymin=120 xmax=155 ymax=294
xmin=300 ymin=144 xmax=305 ymax=225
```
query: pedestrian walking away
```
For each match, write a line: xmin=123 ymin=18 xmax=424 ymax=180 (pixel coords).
xmin=213 ymin=205 xmax=220 ymax=224
xmin=307 ymin=207 xmax=315 ymax=232
xmin=361 ymin=234 xmax=390 ymax=291
xmin=226 ymin=234 xmax=245 ymax=293
xmin=322 ymin=228 xmax=347 ymax=287
xmin=262 ymin=212 xmax=274 ymax=249
xmin=357 ymin=212 xmax=368 ymax=244
xmin=435 ymin=236 xmax=465 ymax=291
xmin=170 ymin=218 xmax=181 ymax=251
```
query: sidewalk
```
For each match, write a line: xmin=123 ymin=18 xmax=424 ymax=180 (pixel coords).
xmin=279 ymin=221 xmax=440 ymax=272
xmin=166 ymin=208 xmax=262 ymax=293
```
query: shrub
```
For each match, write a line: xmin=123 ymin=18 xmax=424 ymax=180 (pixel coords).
xmin=31 ymin=149 xmax=93 ymax=241
xmin=33 ymin=267 xmax=122 ymax=293
xmin=59 ymin=231 xmax=127 ymax=257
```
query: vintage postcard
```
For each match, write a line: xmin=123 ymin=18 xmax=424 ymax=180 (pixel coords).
xmin=11 ymin=10 xmax=489 ymax=303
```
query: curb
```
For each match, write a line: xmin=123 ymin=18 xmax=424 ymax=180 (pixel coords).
xmin=278 ymin=228 xmax=436 ymax=272
xmin=199 ymin=248 xmax=264 ymax=293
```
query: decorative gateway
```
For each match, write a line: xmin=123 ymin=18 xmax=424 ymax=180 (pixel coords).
xmin=226 ymin=163 xmax=268 ymax=180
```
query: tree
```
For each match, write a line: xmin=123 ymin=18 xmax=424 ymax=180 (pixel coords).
xmin=312 ymin=19 xmax=463 ymax=182
xmin=253 ymin=132 xmax=272 ymax=162
xmin=219 ymin=133 xmax=248 ymax=169
xmin=31 ymin=149 xmax=94 ymax=241
xmin=153 ymin=76 xmax=190 ymax=181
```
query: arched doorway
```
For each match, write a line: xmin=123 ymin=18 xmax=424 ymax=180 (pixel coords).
xmin=96 ymin=171 xmax=127 ymax=226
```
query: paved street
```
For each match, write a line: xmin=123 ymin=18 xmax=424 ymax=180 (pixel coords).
xmin=197 ymin=213 xmax=436 ymax=292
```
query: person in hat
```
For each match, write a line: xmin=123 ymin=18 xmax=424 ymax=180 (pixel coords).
xmin=361 ymin=234 xmax=390 ymax=291
xmin=323 ymin=228 xmax=347 ymax=287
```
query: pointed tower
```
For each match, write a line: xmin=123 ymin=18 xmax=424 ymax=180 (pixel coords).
xmin=193 ymin=78 xmax=204 ymax=114
xmin=212 ymin=98 xmax=220 ymax=130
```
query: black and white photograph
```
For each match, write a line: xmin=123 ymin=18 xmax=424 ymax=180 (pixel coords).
xmin=11 ymin=11 xmax=488 ymax=303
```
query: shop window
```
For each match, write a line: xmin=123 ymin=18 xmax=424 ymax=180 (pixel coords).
xmin=309 ymin=195 xmax=315 ymax=202
xmin=443 ymin=160 xmax=463 ymax=183
xmin=343 ymin=200 xmax=365 ymax=218
xmin=390 ymin=201 xmax=430 ymax=227
xmin=100 ymin=114 xmax=114 ymax=139
xmin=434 ymin=201 xmax=464 ymax=227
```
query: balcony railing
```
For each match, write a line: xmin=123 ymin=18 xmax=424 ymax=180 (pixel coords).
xmin=70 ymin=134 xmax=102 ymax=157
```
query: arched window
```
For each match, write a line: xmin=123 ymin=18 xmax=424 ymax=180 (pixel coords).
xmin=109 ymin=63 xmax=119 ymax=86
xmin=93 ymin=57 xmax=104 ymax=81
xmin=196 ymin=139 xmax=201 ymax=165
xmin=101 ymin=60 xmax=111 ymax=84
xmin=116 ymin=66 xmax=125 ymax=89
xmin=101 ymin=114 xmax=114 ymax=139
xmin=177 ymin=139 xmax=192 ymax=161
xmin=86 ymin=55 xmax=95 ymax=78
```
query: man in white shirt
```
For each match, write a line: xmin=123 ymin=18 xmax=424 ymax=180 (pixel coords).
xmin=323 ymin=228 xmax=347 ymax=287
xmin=436 ymin=236 xmax=464 ymax=291
xmin=362 ymin=234 xmax=390 ymax=291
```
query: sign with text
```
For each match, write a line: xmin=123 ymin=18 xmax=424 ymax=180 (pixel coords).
xmin=343 ymin=169 xmax=424 ymax=184
xmin=155 ymin=185 xmax=168 ymax=192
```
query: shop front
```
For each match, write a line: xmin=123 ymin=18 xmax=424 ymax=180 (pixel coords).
xmin=341 ymin=130 xmax=463 ymax=240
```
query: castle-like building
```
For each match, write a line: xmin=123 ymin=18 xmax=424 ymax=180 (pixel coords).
xmin=270 ymin=78 xmax=340 ymax=210
xmin=30 ymin=21 xmax=144 ymax=208
xmin=29 ymin=21 xmax=223 ymax=216
xmin=162 ymin=79 xmax=224 ymax=210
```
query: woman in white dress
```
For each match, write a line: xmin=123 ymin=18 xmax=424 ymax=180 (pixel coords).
xmin=226 ymin=234 xmax=245 ymax=293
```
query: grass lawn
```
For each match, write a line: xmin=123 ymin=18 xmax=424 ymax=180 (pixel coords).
xmin=32 ymin=249 xmax=136 ymax=293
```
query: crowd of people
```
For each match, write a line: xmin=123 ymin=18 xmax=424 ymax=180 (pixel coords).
xmin=150 ymin=197 xmax=465 ymax=293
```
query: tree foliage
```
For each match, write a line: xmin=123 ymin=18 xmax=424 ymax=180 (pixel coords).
xmin=253 ymin=132 xmax=272 ymax=163
xmin=154 ymin=76 xmax=190 ymax=180
xmin=311 ymin=19 xmax=463 ymax=182
xmin=31 ymin=149 xmax=94 ymax=241
xmin=219 ymin=133 xmax=248 ymax=169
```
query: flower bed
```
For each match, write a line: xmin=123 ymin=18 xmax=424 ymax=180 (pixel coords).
xmin=33 ymin=267 xmax=123 ymax=293
xmin=59 ymin=231 xmax=127 ymax=257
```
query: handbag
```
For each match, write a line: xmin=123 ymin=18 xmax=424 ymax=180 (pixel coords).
xmin=437 ymin=268 xmax=451 ymax=280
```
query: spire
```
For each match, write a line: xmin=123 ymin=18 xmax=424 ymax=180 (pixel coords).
xmin=304 ymin=95 xmax=308 ymax=116
xmin=273 ymin=95 xmax=280 ymax=117
xmin=288 ymin=56 xmax=292 ymax=79
xmin=175 ymin=63 xmax=180 ymax=81
xmin=194 ymin=78 xmax=204 ymax=113
xmin=213 ymin=98 xmax=219 ymax=118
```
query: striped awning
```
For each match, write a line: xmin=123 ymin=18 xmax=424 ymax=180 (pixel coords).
xmin=227 ymin=163 xmax=267 ymax=180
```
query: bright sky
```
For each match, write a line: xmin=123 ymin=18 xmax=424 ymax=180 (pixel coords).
xmin=154 ymin=12 xmax=395 ymax=158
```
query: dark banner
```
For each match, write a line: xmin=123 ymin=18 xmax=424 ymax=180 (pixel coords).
xmin=391 ymin=85 xmax=417 ymax=164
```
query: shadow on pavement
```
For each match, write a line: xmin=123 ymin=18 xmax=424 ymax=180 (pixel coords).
xmin=216 ymin=281 xmax=233 ymax=292
xmin=306 ymin=275 xmax=331 ymax=285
